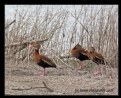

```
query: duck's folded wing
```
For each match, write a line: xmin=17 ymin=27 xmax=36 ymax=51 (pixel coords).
xmin=92 ymin=54 xmax=105 ymax=65
xmin=40 ymin=55 xmax=56 ymax=67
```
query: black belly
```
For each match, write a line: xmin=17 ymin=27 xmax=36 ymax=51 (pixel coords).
xmin=37 ymin=60 xmax=54 ymax=68
xmin=78 ymin=53 xmax=89 ymax=61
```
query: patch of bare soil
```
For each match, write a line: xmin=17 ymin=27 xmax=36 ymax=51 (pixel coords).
xmin=5 ymin=63 xmax=118 ymax=95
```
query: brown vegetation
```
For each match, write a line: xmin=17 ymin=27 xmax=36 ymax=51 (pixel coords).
xmin=5 ymin=5 xmax=118 ymax=95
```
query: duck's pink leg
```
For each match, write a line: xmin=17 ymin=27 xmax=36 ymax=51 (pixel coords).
xmin=93 ymin=65 xmax=102 ymax=76
xmin=37 ymin=69 xmax=48 ymax=76
xmin=43 ymin=68 xmax=48 ymax=76
xmin=38 ymin=71 xmax=44 ymax=76
xmin=77 ymin=61 xmax=84 ymax=70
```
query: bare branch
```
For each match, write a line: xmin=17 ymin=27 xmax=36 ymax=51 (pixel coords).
xmin=42 ymin=81 xmax=54 ymax=92
xmin=70 ymin=13 xmax=90 ymax=35
xmin=5 ymin=20 xmax=16 ymax=29
xmin=5 ymin=38 xmax=49 ymax=48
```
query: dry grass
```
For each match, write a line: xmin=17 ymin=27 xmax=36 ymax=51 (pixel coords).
xmin=5 ymin=5 xmax=118 ymax=67
xmin=5 ymin=62 xmax=118 ymax=95
xmin=5 ymin=5 xmax=118 ymax=95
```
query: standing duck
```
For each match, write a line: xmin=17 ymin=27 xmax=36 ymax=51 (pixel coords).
xmin=29 ymin=42 xmax=57 ymax=76
xmin=71 ymin=44 xmax=89 ymax=69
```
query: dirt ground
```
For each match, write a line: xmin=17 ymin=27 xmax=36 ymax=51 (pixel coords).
xmin=5 ymin=62 xmax=118 ymax=95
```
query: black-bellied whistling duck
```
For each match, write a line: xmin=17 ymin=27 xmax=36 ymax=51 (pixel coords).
xmin=71 ymin=44 xmax=89 ymax=69
xmin=88 ymin=46 xmax=105 ymax=64
xmin=29 ymin=42 xmax=57 ymax=76
xmin=87 ymin=46 xmax=105 ymax=75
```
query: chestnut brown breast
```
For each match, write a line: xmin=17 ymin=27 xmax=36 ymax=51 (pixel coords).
xmin=71 ymin=45 xmax=89 ymax=61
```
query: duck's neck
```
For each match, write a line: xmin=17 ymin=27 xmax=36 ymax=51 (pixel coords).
xmin=88 ymin=51 xmax=94 ymax=53
xmin=34 ymin=49 xmax=40 ymax=55
xmin=33 ymin=49 xmax=40 ymax=62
